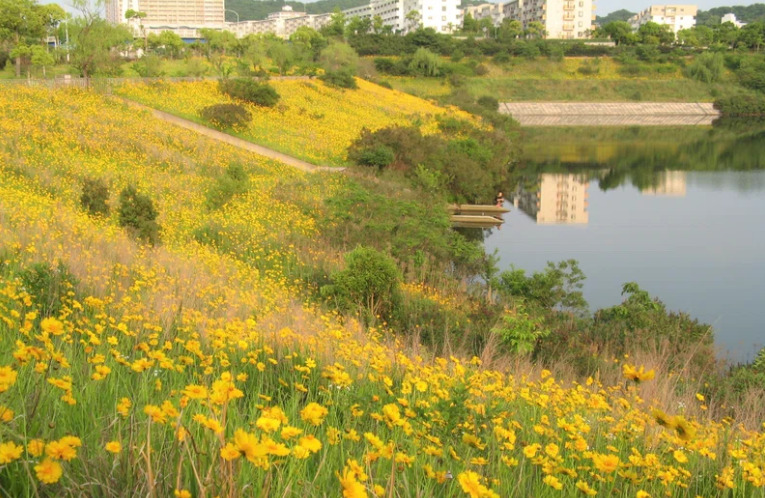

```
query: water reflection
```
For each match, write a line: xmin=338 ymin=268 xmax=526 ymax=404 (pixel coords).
xmin=512 ymin=173 xmax=590 ymax=224
xmin=486 ymin=119 xmax=765 ymax=361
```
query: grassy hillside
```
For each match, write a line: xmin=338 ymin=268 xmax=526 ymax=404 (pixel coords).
xmin=0 ymin=85 xmax=764 ymax=496
xmin=115 ymin=78 xmax=476 ymax=166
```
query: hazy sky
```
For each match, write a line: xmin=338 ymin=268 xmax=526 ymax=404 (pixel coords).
xmin=596 ymin=0 xmax=760 ymax=16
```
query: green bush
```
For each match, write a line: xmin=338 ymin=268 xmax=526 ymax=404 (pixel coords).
xmin=477 ymin=95 xmax=499 ymax=112
xmin=321 ymin=246 xmax=401 ymax=323
xmin=80 ymin=177 xmax=110 ymax=217
xmin=218 ymin=78 xmax=280 ymax=107
xmin=355 ymin=145 xmax=395 ymax=169
xmin=117 ymin=185 xmax=161 ymax=245
xmin=714 ymin=93 xmax=765 ymax=116
xmin=132 ymin=54 xmax=164 ymax=77
xmin=685 ymin=52 xmax=724 ymax=83
xmin=20 ymin=261 xmax=79 ymax=317
xmin=205 ymin=164 xmax=250 ymax=210
xmin=319 ymin=70 xmax=358 ymax=89
xmin=199 ymin=103 xmax=252 ymax=129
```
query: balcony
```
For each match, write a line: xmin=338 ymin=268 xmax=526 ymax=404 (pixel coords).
xmin=563 ymin=2 xmax=575 ymax=10
xmin=563 ymin=13 xmax=575 ymax=20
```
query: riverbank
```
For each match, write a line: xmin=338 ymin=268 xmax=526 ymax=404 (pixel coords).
xmin=502 ymin=102 xmax=720 ymax=126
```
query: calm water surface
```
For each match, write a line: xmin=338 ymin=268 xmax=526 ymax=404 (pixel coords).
xmin=484 ymin=122 xmax=765 ymax=362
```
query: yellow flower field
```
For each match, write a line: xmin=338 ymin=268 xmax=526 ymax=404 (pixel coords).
xmin=114 ymin=78 xmax=476 ymax=166
xmin=0 ymin=86 xmax=763 ymax=497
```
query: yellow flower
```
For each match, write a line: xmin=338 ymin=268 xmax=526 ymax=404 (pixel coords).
xmin=457 ymin=471 xmax=498 ymax=498
xmin=576 ymin=481 xmax=597 ymax=496
xmin=34 ymin=458 xmax=63 ymax=484
xmin=299 ymin=435 xmax=322 ymax=454
xmin=117 ymin=398 xmax=132 ymax=418
xmin=41 ymin=317 xmax=65 ymax=336
xmin=182 ymin=384 xmax=208 ymax=400
xmin=45 ymin=440 xmax=77 ymax=461
xmin=592 ymin=453 xmax=620 ymax=473
xmin=0 ymin=366 xmax=18 ymax=393
xmin=174 ymin=490 xmax=192 ymax=498
xmin=105 ymin=441 xmax=122 ymax=454
xmin=0 ymin=441 xmax=24 ymax=464
xmin=673 ymin=450 xmax=688 ymax=464
xmin=636 ymin=492 xmax=651 ymax=498
xmin=672 ymin=416 xmax=697 ymax=442
xmin=234 ymin=429 xmax=267 ymax=462
xmin=338 ymin=467 xmax=367 ymax=498
xmin=0 ymin=405 xmax=13 ymax=423
xmin=300 ymin=402 xmax=328 ymax=426
xmin=27 ymin=439 xmax=45 ymax=457
xmin=256 ymin=416 xmax=281 ymax=433
xmin=280 ymin=426 xmax=303 ymax=440
xmin=622 ymin=364 xmax=655 ymax=383
xmin=220 ymin=443 xmax=241 ymax=461
xmin=523 ymin=444 xmax=541 ymax=459
xmin=543 ymin=475 xmax=563 ymax=490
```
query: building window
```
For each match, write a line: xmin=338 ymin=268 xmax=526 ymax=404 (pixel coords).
xmin=442 ymin=6 xmax=446 ymax=11
xmin=442 ymin=15 xmax=446 ymax=20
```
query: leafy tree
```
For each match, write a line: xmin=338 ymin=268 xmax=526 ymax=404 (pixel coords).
xmin=148 ymin=30 xmax=184 ymax=58
xmin=596 ymin=9 xmax=636 ymax=25
xmin=345 ymin=16 xmax=371 ymax=37
xmin=290 ymin=27 xmax=327 ymax=61
xmin=30 ymin=45 xmax=54 ymax=77
xmin=601 ymin=21 xmax=637 ymax=45
xmin=638 ymin=21 xmax=675 ymax=45
xmin=219 ymin=78 xmax=280 ymax=107
xmin=462 ymin=13 xmax=478 ymax=34
xmin=200 ymin=28 xmax=237 ymax=55
xmin=117 ymin=185 xmax=161 ymax=245
xmin=525 ymin=21 xmax=546 ymax=39
xmin=69 ymin=17 xmax=132 ymax=78
xmin=322 ymin=9 xmax=346 ymax=38
xmin=498 ymin=19 xmax=523 ymax=42
xmin=685 ymin=52 xmax=724 ymax=83
xmin=496 ymin=260 xmax=588 ymax=315
xmin=0 ymin=0 xmax=64 ymax=77
xmin=738 ymin=22 xmax=765 ymax=50
xmin=492 ymin=303 xmax=550 ymax=355
xmin=408 ymin=47 xmax=440 ymax=76
xmin=200 ymin=103 xmax=253 ymax=129
xmin=405 ymin=10 xmax=421 ymax=33
xmin=267 ymin=40 xmax=295 ymax=75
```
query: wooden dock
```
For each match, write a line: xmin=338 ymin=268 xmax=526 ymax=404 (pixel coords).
xmin=448 ymin=204 xmax=509 ymax=228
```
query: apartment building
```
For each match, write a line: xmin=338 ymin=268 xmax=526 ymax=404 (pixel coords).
xmin=513 ymin=173 xmax=589 ymax=225
xmin=464 ymin=0 xmax=596 ymax=39
xmin=721 ymin=13 xmax=746 ymax=28
xmin=106 ymin=0 xmax=225 ymax=37
xmin=340 ymin=0 xmax=461 ymax=34
xmin=227 ymin=7 xmax=332 ymax=38
xmin=628 ymin=5 xmax=697 ymax=34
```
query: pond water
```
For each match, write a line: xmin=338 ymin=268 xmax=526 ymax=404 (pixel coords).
xmin=483 ymin=121 xmax=765 ymax=363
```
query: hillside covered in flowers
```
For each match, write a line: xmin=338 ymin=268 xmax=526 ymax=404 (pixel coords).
xmin=0 ymin=83 xmax=763 ymax=497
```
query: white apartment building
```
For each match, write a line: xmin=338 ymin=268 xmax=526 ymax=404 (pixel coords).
xmin=106 ymin=0 xmax=225 ymax=37
xmin=342 ymin=0 xmax=461 ymax=34
xmin=721 ymin=13 xmax=745 ymax=28
xmin=227 ymin=7 xmax=332 ymax=38
xmin=628 ymin=5 xmax=697 ymax=34
xmin=464 ymin=0 xmax=596 ymax=40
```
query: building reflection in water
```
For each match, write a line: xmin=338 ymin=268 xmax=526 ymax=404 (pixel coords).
xmin=641 ymin=171 xmax=687 ymax=197
xmin=512 ymin=173 xmax=590 ymax=225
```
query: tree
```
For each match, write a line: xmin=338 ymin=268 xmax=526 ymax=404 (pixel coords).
xmin=408 ymin=47 xmax=440 ymax=76
xmin=525 ymin=21 xmax=546 ymax=39
xmin=30 ymin=44 xmax=53 ymax=76
xmin=345 ymin=16 xmax=371 ymax=37
xmin=267 ymin=40 xmax=294 ymax=75
xmin=738 ymin=22 xmax=765 ymax=50
xmin=405 ymin=10 xmax=421 ymax=33
xmin=124 ymin=9 xmax=147 ymax=49
xmin=498 ymin=19 xmax=523 ymax=41
xmin=372 ymin=15 xmax=385 ymax=34
xmin=462 ymin=13 xmax=478 ymax=33
xmin=638 ymin=21 xmax=674 ymax=45
xmin=118 ymin=185 xmax=161 ymax=245
xmin=0 ymin=0 xmax=63 ymax=77
xmin=69 ymin=17 xmax=132 ymax=78
xmin=322 ymin=9 xmax=346 ymax=38
xmin=601 ymin=21 xmax=636 ymax=45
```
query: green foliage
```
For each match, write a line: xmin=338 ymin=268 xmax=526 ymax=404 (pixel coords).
xmin=69 ymin=17 xmax=133 ymax=78
xmin=80 ymin=177 xmax=110 ymax=217
xmin=219 ymin=78 xmax=280 ymax=107
xmin=408 ymin=47 xmax=441 ymax=77
xmin=321 ymin=246 xmax=401 ymax=322
xmin=492 ymin=303 xmax=550 ymax=355
xmin=19 ymin=260 xmax=79 ymax=317
xmin=735 ymin=56 xmax=765 ymax=93
xmin=714 ymin=93 xmax=765 ymax=116
xmin=205 ymin=164 xmax=250 ymax=210
xmin=199 ymin=103 xmax=253 ymax=129
xmin=477 ymin=95 xmax=499 ymax=111
xmin=353 ymin=145 xmax=394 ymax=168
xmin=685 ymin=52 xmax=724 ymax=84
xmin=0 ymin=50 xmax=7 ymax=70
xmin=596 ymin=9 xmax=637 ymax=25
xmin=117 ymin=185 xmax=161 ymax=245
xmin=496 ymin=260 xmax=588 ymax=314
xmin=319 ymin=70 xmax=358 ymax=89
xmin=132 ymin=54 xmax=164 ymax=77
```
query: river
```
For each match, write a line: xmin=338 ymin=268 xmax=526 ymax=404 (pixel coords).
xmin=483 ymin=120 xmax=765 ymax=363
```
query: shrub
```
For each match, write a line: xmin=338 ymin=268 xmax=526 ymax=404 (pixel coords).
xmin=199 ymin=103 xmax=252 ymax=129
xmin=477 ymin=95 xmax=499 ymax=112
xmin=132 ymin=54 xmax=164 ymax=77
xmin=474 ymin=63 xmax=489 ymax=76
xmin=20 ymin=261 xmax=79 ymax=317
xmin=355 ymin=145 xmax=395 ymax=169
xmin=117 ymin=185 xmax=161 ymax=245
xmin=0 ymin=51 xmax=8 ymax=70
xmin=685 ymin=52 xmax=724 ymax=83
xmin=218 ymin=78 xmax=280 ymax=107
xmin=319 ymin=70 xmax=358 ymax=89
xmin=205 ymin=164 xmax=250 ymax=210
xmin=321 ymin=246 xmax=401 ymax=323
xmin=714 ymin=93 xmax=765 ymax=116
xmin=80 ymin=177 xmax=110 ymax=216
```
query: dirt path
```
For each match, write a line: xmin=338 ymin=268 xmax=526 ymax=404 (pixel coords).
xmin=117 ymin=98 xmax=341 ymax=174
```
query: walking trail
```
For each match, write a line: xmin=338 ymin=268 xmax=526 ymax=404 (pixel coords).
xmin=117 ymin=97 xmax=341 ymax=173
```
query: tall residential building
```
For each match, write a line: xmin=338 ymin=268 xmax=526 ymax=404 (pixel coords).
xmin=342 ymin=0 xmax=461 ymax=34
xmin=513 ymin=173 xmax=589 ymax=224
xmin=464 ymin=0 xmax=596 ymax=40
xmin=628 ymin=5 xmax=697 ymax=34
xmin=106 ymin=0 xmax=225 ymax=37
xmin=228 ymin=7 xmax=332 ymax=38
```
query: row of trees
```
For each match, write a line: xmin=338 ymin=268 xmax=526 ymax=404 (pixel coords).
xmin=597 ymin=19 xmax=765 ymax=49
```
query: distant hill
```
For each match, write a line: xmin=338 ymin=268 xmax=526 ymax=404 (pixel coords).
xmin=595 ymin=9 xmax=636 ymax=26
xmin=697 ymin=4 xmax=765 ymax=25
xmin=225 ymin=0 xmax=370 ymax=21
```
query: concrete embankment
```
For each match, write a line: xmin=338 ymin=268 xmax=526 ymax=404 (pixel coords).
xmin=501 ymin=102 xmax=720 ymax=126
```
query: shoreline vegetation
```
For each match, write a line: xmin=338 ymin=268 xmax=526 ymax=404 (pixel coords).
xmin=1 ymin=6 xmax=764 ymax=494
